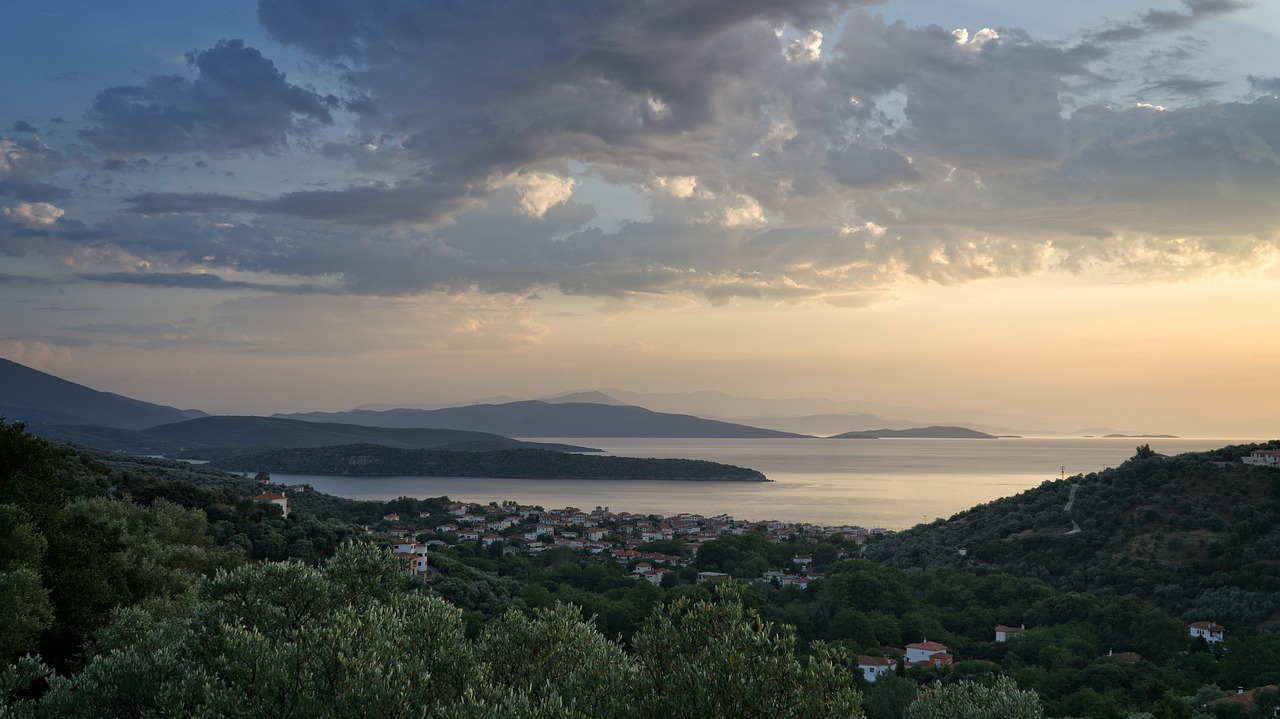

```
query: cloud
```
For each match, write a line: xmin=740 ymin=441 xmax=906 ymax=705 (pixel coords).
xmin=1248 ymin=75 xmax=1280 ymax=95
xmin=126 ymin=192 xmax=259 ymax=214
xmin=7 ymin=0 xmax=1277 ymax=308
xmin=0 ymin=340 xmax=74 ymax=369
xmin=79 ymin=39 xmax=335 ymax=155
xmin=82 ymin=271 xmax=341 ymax=294
xmin=1090 ymin=0 xmax=1251 ymax=43
xmin=1139 ymin=75 xmax=1226 ymax=96
xmin=11 ymin=121 xmax=36 ymax=134
xmin=0 ymin=136 xmax=62 ymax=180
xmin=508 ymin=171 xmax=577 ymax=219
xmin=3 ymin=202 xmax=64 ymax=227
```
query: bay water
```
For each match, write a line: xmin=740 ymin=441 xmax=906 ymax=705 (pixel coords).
xmin=277 ymin=437 xmax=1244 ymax=530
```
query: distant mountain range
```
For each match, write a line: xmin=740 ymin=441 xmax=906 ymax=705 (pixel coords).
xmin=274 ymin=401 xmax=807 ymax=439
xmin=0 ymin=358 xmax=206 ymax=430
xmin=30 ymin=416 xmax=596 ymax=456
xmin=7 ymin=357 xmax=1231 ymax=445
xmin=355 ymin=388 xmax=1181 ymax=437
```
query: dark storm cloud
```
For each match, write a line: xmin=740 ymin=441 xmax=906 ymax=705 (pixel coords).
xmin=257 ymin=0 xmax=869 ymax=181
xmin=11 ymin=121 xmax=37 ymax=134
xmin=1139 ymin=76 xmax=1226 ymax=96
xmin=1091 ymin=0 xmax=1251 ymax=43
xmin=259 ymin=181 xmax=487 ymax=226
xmin=80 ymin=39 xmax=336 ymax=155
xmin=82 ymin=271 xmax=338 ymax=294
xmin=1248 ymin=75 xmax=1280 ymax=94
xmin=127 ymin=192 xmax=259 ymax=214
xmin=0 ymin=273 xmax=57 ymax=285
xmin=826 ymin=145 xmax=919 ymax=188
xmin=0 ymin=179 xmax=71 ymax=203
xmin=1 ymin=135 xmax=63 ymax=179
xmin=14 ymin=0 xmax=1274 ymax=305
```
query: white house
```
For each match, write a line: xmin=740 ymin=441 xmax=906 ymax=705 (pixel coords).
xmin=252 ymin=491 xmax=289 ymax=518
xmin=1242 ymin=450 xmax=1280 ymax=468
xmin=995 ymin=624 xmax=1026 ymax=643
xmin=905 ymin=641 xmax=950 ymax=665
xmin=392 ymin=540 xmax=427 ymax=556
xmin=1189 ymin=621 xmax=1226 ymax=644
xmin=857 ymin=656 xmax=896 ymax=683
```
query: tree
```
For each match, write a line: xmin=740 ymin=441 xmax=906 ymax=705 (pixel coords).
xmin=0 ymin=504 xmax=52 ymax=660
xmin=906 ymin=677 xmax=1043 ymax=719
xmin=631 ymin=583 xmax=862 ymax=719
xmin=1150 ymin=690 xmax=1191 ymax=719
xmin=864 ymin=673 xmax=918 ymax=719
xmin=5 ymin=548 xmax=866 ymax=719
xmin=1135 ymin=444 xmax=1157 ymax=460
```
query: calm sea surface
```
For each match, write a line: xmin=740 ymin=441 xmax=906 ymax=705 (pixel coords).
xmin=277 ymin=437 xmax=1243 ymax=530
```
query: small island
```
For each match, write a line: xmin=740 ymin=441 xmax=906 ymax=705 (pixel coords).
xmin=827 ymin=426 xmax=998 ymax=439
xmin=1103 ymin=433 xmax=1180 ymax=439
xmin=206 ymin=443 xmax=770 ymax=481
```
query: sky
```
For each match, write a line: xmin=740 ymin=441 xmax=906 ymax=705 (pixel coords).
xmin=2 ymin=0 xmax=1280 ymax=436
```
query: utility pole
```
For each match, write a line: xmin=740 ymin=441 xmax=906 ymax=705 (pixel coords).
xmin=1060 ymin=465 xmax=1066 ymax=480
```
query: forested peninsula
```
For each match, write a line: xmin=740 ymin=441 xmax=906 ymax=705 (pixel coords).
xmin=206 ymin=443 xmax=770 ymax=481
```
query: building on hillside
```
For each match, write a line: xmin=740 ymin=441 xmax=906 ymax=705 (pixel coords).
xmin=252 ymin=491 xmax=289 ymax=518
xmin=858 ymin=656 xmax=897 ymax=683
xmin=1189 ymin=621 xmax=1226 ymax=644
xmin=995 ymin=624 xmax=1026 ymax=642
xmin=1242 ymin=450 xmax=1280 ymax=468
xmin=905 ymin=641 xmax=953 ymax=669
xmin=1216 ymin=685 xmax=1279 ymax=715
xmin=905 ymin=641 xmax=948 ymax=664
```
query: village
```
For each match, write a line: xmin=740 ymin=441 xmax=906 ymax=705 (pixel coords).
xmin=365 ymin=498 xmax=882 ymax=589
xmin=312 ymin=494 xmax=1244 ymax=695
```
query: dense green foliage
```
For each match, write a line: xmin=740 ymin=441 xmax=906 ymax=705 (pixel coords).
xmin=1 ymin=543 xmax=862 ymax=718
xmin=905 ymin=677 xmax=1042 ymax=719
xmin=865 ymin=445 xmax=1280 ymax=627
xmin=5 ymin=421 xmax=1280 ymax=718
xmin=205 ymin=443 xmax=768 ymax=480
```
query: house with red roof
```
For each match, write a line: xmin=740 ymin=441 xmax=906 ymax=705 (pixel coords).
xmin=252 ymin=491 xmax=289 ymax=518
xmin=857 ymin=656 xmax=897 ymax=683
xmin=1189 ymin=621 xmax=1226 ymax=644
xmin=1217 ymin=685 xmax=1278 ymax=714
xmin=995 ymin=624 xmax=1025 ymax=642
xmin=905 ymin=641 xmax=953 ymax=669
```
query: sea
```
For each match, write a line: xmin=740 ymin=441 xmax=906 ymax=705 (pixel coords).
xmin=274 ymin=437 xmax=1252 ymax=530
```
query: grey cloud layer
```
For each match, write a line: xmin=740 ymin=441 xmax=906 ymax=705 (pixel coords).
xmin=6 ymin=0 xmax=1278 ymax=302
xmin=80 ymin=39 xmax=335 ymax=155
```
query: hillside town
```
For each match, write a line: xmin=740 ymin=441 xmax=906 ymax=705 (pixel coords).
xmin=363 ymin=497 xmax=1248 ymax=690
xmin=369 ymin=499 xmax=881 ymax=589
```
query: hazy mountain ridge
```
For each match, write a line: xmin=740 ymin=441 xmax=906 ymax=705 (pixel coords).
xmin=23 ymin=415 xmax=596 ymax=456
xmin=829 ymin=426 xmax=1000 ymax=439
xmin=145 ymin=416 xmax=599 ymax=454
xmin=3 ymin=358 xmax=1239 ymax=440
xmin=0 ymin=358 xmax=207 ymax=430
xmin=273 ymin=401 xmax=808 ymax=439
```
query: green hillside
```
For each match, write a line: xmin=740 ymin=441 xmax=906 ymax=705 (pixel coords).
xmin=865 ymin=442 xmax=1280 ymax=628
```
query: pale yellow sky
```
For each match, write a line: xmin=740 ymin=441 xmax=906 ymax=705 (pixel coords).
xmin=11 ymin=269 xmax=1276 ymax=437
